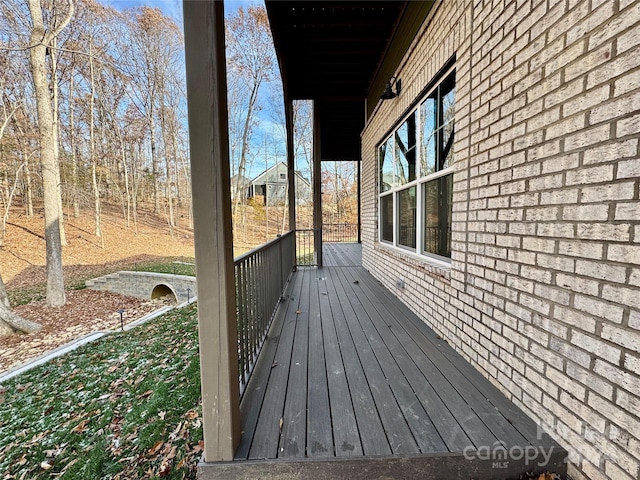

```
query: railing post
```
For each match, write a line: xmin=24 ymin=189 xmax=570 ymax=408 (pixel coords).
xmin=313 ymin=103 xmax=323 ymax=267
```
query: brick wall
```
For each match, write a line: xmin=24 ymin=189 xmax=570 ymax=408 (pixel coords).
xmin=361 ymin=1 xmax=640 ymax=479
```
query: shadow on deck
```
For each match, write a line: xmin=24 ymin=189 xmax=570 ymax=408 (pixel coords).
xmin=199 ymin=244 xmax=567 ymax=480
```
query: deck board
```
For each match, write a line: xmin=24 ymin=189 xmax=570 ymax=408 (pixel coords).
xmin=279 ymin=269 xmax=310 ymax=458
xmin=344 ymin=267 xmax=524 ymax=448
xmin=351 ymin=268 xmax=538 ymax=448
xmin=235 ymin=243 xmax=564 ymax=469
xmin=245 ymin=271 xmax=303 ymax=459
xmin=318 ymin=271 xmax=363 ymax=457
xmin=324 ymin=269 xmax=392 ymax=456
xmin=323 ymin=243 xmax=362 ymax=266
xmin=307 ymin=272 xmax=333 ymax=457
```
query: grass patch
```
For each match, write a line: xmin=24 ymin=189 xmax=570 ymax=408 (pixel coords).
xmin=130 ymin=258 xmax=196 ymax=277
xmin=0 ymin=303 xmax=202 ymax=479
xmin=8 ymin=286 xmax=47 ymax=306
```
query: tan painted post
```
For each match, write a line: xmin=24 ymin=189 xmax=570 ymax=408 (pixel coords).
xmin=286 ymin=98 xmax=298 ymax=269
xmin=313 ymin=102 xmax=323 ymax=267
xmin=183 ymin=0 xmax=241 ymax=462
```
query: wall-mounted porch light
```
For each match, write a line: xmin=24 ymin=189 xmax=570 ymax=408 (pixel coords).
xmin=380 ymin=76 xmax=401 ymax=100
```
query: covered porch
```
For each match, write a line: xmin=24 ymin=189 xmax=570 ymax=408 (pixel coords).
xmin=182 ymin=1 xmax=567 ymax=478
xmin=199 ymin=244 xmax=565 ymax=479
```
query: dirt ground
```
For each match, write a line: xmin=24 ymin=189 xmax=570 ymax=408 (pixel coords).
xmin=0 ymin=205 xmax=194 ymax=284
xmin=0 ymin=206 xmax=195 ymax=375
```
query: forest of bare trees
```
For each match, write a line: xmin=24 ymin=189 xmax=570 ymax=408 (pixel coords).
xmin=0 ymin=0 xmax=189 ymax=327
xmin=0 ymin=0 xmax=356 ymax=333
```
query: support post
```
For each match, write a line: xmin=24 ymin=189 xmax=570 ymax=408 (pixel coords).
xmin=313 ymin=102 xmax=323 ymax=267
xmin=286 ymin=97 xmax=297 ymax=268
xmin=183 ymin=0 xmax=240 ymax=462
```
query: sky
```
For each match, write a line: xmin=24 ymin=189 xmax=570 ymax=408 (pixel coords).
xmin=98 ymin=0 xmax=293 ymax=180
xmin=101 ymin=0 xmax=262 ymax=28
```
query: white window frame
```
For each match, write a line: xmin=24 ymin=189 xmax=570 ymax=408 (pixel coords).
xmin=377 ymin=67 xmax=455 ymax=263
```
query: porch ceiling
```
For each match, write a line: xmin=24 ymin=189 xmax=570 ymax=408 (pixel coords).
xmin=264 ymin=1 xmax=407 ymax=161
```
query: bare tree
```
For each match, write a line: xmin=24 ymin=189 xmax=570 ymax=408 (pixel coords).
xmin=120 ymin=7 xmax=182 ymax=216
xmin=26 ymin=0 xmax=75 ymax=307
xmin=0 ymin=273 xmax=41 ymax=336
xmin=226 ymin=6 xmax=275 ymax=216
xmin=0 ymin=64 xmax=41 ymax=335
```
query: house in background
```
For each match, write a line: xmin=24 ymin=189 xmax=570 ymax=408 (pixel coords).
xmin=184 ymin=1 xmax=640 ymax=480
xmin=247 ymin=161 xmax=311 ymax=205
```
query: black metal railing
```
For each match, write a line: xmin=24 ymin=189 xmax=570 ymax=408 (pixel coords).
xmin=235 ymin=231 xmax=295 ymax=393
xmin=295 ymin=229 xmax=316 ymax=266
xmin=322 ymin=223 xmax=358 ymax=243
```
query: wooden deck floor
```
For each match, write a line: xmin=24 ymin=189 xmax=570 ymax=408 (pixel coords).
xmin=204 ymin=244 xmax=566 ymax=479
xmin=322 ymin=242 xmax=362 ymax=267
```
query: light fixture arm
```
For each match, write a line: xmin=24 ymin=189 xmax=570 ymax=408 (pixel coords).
xmin=380 ymin=76 xmax=401 ymax=100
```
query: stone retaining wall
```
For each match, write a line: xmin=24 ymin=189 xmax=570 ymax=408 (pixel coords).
xmin=86 ymin=271 xmax=197 ymax=304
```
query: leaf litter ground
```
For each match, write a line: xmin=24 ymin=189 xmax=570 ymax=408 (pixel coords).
xmin=0 ymin=303 xmax=202 ymax=479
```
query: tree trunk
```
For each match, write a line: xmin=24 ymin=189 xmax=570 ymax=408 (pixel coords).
xmin=89 ymin=41 xmax=101 ymax=240
xmin=160 ymin=107 xmax=175 ymax=230
xmin=0 ymin=273 xmax=41 ymax=336
xmin=27 ymin=0 xmax=66 ymax=308
xmin=150 ymin=116 xmax=160 ymax=214
xmin=50 ymin=36 xmax=67 ymax=247
xmin=69 ymin=69 xmax=80 ymax=218
xmin=0 ymin=163 xmax=26 ymax=246
xmin=232 ymin=81 xmax=260 ymax=216
xmin=121 ymin=140 xmax=131 ymax=229
xmin=23 ymin=152 xmax=33 ymax=217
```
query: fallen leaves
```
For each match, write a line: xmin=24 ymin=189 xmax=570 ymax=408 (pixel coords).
xmin=71 ymin=419 xmax=89 ymax=434
xmin=0 ymin=290 xmax=174 ymax=373
xmin=136 ymin=389 xmax=153 ymax=400
xmin=0 ymin=304 xmax=203 ymax=479
xmin=148 ymin=440 xmax=165 ymax=456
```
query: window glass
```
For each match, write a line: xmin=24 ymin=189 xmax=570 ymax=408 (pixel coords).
xmin=420 ymin=96 xmax=437 ymax=176
xmin=423 ymin=173 xmax=453 ymax=257
xmin=441 ymin=76 xmax=455 ymax=170
xmin=377 ymin=69 xmax=455 ymax=261
xmin=395 ymin=112 xmax=416 ymax=184
xmin=398 ymin=186 xmax=416 ymax=248
xmin=379 ymin=137 xmax=394 ymax=192
xmin=380 ymin=194 xmax=394 ymax=243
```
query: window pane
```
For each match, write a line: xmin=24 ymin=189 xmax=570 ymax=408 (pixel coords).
xmin=380 ymin=194 xmax=394 ymax=243
xmin=379 ymin=137 xmax=394 ymax=192
xmin=423 ymin=173 xmax=453 ymax=257
xmin=441 ymin=76 xmax=455 ymax=169
xmin=398 ymin=186 xmax=416 ymax=249
xmin=395 ymin=112 xmax=416 ymax=184
xmin=442 ymin=126 xmax=454 ymax=170
xmin=441 ymin=78 xmax=455 ymax=128
xmin=420 ymin=96 xmax=437 ymax=176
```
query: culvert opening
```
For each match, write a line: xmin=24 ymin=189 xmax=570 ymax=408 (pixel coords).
xmin=151 ymin=284 xmax=178 ymax=304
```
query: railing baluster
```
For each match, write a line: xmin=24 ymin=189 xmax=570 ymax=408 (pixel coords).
xmin=321 ymin=223 xmax=358 ymax=243
xmin=235 ymin=231 xmax=296 ymax=394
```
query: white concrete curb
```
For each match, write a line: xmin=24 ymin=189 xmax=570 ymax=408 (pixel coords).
xmin=0 ymin=296 xmax=198 ymax=384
